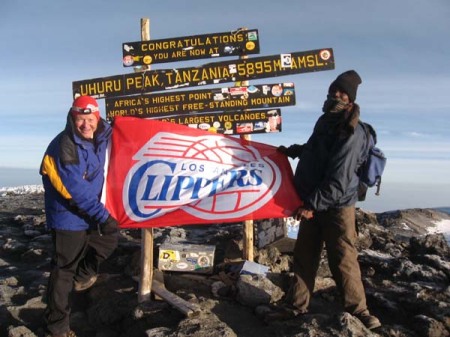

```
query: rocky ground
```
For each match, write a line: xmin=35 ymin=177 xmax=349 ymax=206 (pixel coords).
xmin=0 ymin=192 xmax=449 ymax=337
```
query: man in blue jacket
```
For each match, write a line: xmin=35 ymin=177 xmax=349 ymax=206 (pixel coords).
xmin=278 ymin=70 xmax=381 ymax=330
xmin=40 ymin=95 xmax=119 ymax=337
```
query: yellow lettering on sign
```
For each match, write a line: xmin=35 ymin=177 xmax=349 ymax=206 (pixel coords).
xmin=292 ymin=56 xmax=307 ymax=69
xmin=152 ymin=94 xmax=186 ymax=104
xmin=145 ymin=105 xmax=179 ymax=114
xmin=107 ymin=109 xmax=129 ymax=118
xmin=291 ymin=54 xmax=326 ymax=69
xmin=183 ymin=37 xmax=205 ymax=47
xmin=236 ymin=60 xmax=283 ymax=77
xmin=217 ymin=112 xmax=263 ymax=122
xmin=209 ymin=47 xmax=219 ymax=55
xmin=249 ymin=96 xmax=292 ymax=106
xmin=189 ymin=49 xmax=206 ymax=57
xmin=211 ymin=34 xmax=243 ymax=44
xmin=250 ymin=97 xmax=276 ymax=105
xmin=126 ymin=76 xmax=142 ymax=90
xmin=172 ymin=50 xmax=187 ymax=58
xmin=171 ymin=69 xmax=202 ymax=84
xmin=209 ymin=99 xmax=248 ymax=109
xmin=153 ymin=52 xmax=169 ymax=60
xmin=144 ymin=74 xmax=161 ymax=88
xmin=160 ymin=117 xmax=177 ymax=123
xmin=234 ymin=112 xmax=262 ymax=121
xmin=113 ymin=97 xmax=149 ymax=108
xmin=78 ymin=79 xmax=122 ymax=96
xmin=181 ymin=102 xmax=205 ymax=111
xmin=279 ymin=96 xmax=291 ymax=103
xmin=141 ymin=41 xmax=177 ymax=52
xmin=188 ymin=92 xmax=212 ymax=100
xmin=230 ymin=53 xmax=327 ymax=78
xmin=177 ymin=115 xmax=215 ymax=125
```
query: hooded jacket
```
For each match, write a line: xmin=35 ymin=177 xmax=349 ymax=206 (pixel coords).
xmin=294 ymin=108 xmax=368 ymax=211
xmin=40 ymin=113 xmax=112 ymax=230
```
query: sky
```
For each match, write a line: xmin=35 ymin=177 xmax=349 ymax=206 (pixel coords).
xmin=1 ymin=0 xmax=449 ymax=212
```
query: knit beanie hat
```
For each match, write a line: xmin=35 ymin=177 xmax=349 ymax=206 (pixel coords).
xmin=71 ymin=95 xmax=100 ymax=120
xmin=328 ymin=70 xmax=362 ymax=102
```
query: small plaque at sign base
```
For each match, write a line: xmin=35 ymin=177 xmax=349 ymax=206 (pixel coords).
xmin=158 ymin=243 xmax=216 ymax=274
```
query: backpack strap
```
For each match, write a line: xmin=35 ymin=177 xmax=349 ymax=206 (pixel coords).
xmin=360 ymin=121 xmax=377 ymax=145
xmin=358 ymin=122 xmax=373 ymax=160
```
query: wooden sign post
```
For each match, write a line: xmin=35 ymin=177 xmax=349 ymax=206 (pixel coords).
xmin=237 ymin=33 xmax=254 ymax=262
xmin=137 ymin=17 xmax=154 ymax=303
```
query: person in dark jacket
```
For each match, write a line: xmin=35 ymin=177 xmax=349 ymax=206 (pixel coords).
xmin=40 ymin=95 xmax=119 ymax=337
xmin=277 ymin=70 xmax=381 ymax=330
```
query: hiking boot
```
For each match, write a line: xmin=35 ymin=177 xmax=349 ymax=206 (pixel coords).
xmin=73 ymin=275 xmax=97 ymax=292
xmin=355 ymin=311 xmax=381 ymax=330
xmin=45 ymin=330 xmax=77 ymax=337
xmin=264 ymin=305 xmax=306 ymax=322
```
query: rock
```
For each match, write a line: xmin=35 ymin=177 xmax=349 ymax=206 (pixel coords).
xmin=2 ymin=238 xmax=28 ymax=255
xmin=0 ymin=192 xmax=449 ymax=337
xmin=7 ymin=325 xmax=37 ymax=337
xmin=236 ymin=274 xmax=284 ymax=307
xmin=256 ymin=246 xmax=291 ymax=273
xmin=410 ymin=233 xmax=450 ymax=257
xmin=412 ymin=315 xmax=450 ymax=337
xmin=169 ymin=312 xmax=238 ymax=337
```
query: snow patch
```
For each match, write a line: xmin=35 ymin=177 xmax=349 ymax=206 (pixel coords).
xmin=400 ymin=222 xmax=413 ymax=231
xmin=362 ymin=249 xmax=393 ymax=260
xmin=0 ymin=185 xmax=44 ymax=196
xmin=429 ymin=219 xmax=450 ymax=245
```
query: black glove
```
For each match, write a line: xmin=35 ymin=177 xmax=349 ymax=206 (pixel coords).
xmin=277 ymin=144 xmax=303 ymax=159
xmin=97 ymin=215 xmax=119 ymax=236
xmin=277 ymin=145 xmax=289 ymax=154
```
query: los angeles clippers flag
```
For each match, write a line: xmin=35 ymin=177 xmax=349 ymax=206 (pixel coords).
xmin=105 ymin=117 xmax=302 ymax=228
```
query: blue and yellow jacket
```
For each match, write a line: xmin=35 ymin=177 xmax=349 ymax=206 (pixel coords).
xmin=40 ymin=114 xmax=112 ymax=231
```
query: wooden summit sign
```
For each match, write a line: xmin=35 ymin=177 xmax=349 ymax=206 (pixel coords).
xmin=122 ymin=29 xmax=260 ymax=67
xmin=105 ymin=83 xmax=295 ymax=121
xmin=156 ymin=108 xmax=283 ymax=135
xmin=73 ymin=48 xmax=334 ymax=99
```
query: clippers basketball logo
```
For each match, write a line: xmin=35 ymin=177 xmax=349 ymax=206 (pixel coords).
xmin=123 ymin=132 xmax=281 ymax=222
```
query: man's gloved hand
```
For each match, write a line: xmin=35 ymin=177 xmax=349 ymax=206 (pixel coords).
xmin=277 ymin=144 xmax=303 ymax=159
xmin=97 ymin=215 xmax=119 ymax=236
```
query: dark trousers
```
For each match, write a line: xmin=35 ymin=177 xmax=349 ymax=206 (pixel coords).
xmin=288 ymin=206 xmax=368 ymax=315
xmin=44 ymin=228 xmax=118 ymax=335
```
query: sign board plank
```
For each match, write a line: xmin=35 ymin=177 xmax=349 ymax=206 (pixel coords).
xmin=73 ymin=48 xmax=334 ymax=99
xmin=153 ymin=108 xmax=283 ymax=136
xmin=105 ymin=83 xmax=295 ymax=121
xmin=123 ymin=29 xmax=260 ymax=66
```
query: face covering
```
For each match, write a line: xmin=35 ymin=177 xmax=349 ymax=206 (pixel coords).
xmin=322 ymin=95 xmax=349 ymax=113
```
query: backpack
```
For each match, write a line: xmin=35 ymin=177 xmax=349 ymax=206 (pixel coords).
xmin=357 ymin=122 xmax=387 ymax=201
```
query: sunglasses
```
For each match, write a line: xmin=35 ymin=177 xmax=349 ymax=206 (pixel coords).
xmin=267 ymin=112 xmax=279 ymax=117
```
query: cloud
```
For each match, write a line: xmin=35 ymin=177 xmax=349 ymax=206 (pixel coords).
xmin=404 ymin=132 xmax=427 ymax=138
